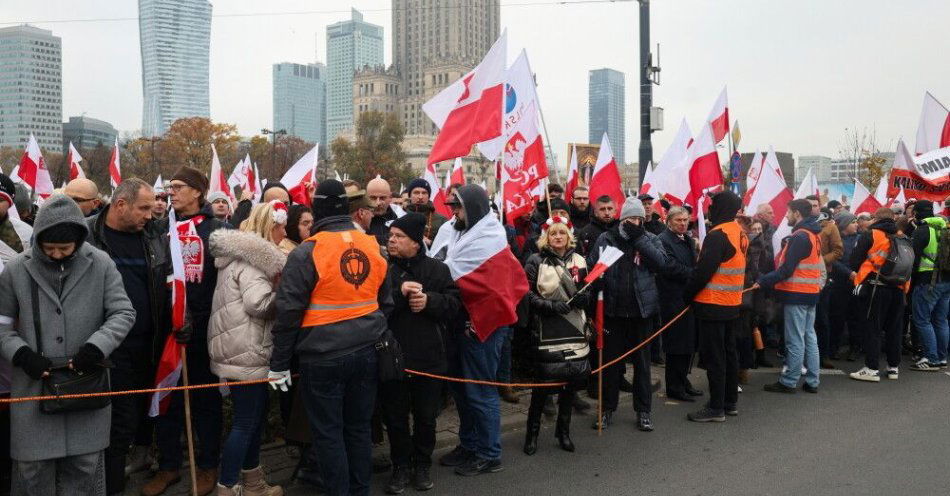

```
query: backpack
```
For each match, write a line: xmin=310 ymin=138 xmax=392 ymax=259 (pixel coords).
xmin=876 ymin=234 xmax=914 ymax=285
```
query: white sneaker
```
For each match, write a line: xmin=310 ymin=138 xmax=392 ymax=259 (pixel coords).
xmin=125 ymin=445 xmax=151 ymax=476
xmin=886 ymin=367 xmax=899 ymax=380
xmin=849 ymin=367 xmax=880 ymax=382
xmin=737 ymin=385 xmax=743 ymax=393
xmin=910 ymin=358 xmax=940 ymax=372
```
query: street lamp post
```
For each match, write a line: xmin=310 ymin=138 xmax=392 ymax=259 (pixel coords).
xmin=146 ymin=136 xmax=161 ymax=178
xmin=261 ymin=128 xmax=287 ymax=174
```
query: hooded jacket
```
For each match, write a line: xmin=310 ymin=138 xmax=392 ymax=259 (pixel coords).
xmin=0 ymin=195 xmax=135 ymax=461
xmin=758 ymin=215 xmax=822 ymax=306
xmin=683 ymin=191 xmax=746 ymax=320
xmin=208 ymin=229 xmax=286 ymax=381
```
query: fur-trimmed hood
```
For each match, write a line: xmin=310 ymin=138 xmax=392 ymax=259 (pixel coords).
xmin=209 ymin=229 xmax=286 ymax=278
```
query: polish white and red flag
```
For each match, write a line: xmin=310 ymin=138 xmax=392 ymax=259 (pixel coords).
xmin=150 ymin=207 xmax=188 ymax=417
xmin=153 ymin=175 xmax=164 ymax=191
xmin=744 ymin=152 xmax=792 ymax=223
xmin=852 ymin=179 xmax=883 ymax=215
xmin=441 ymin=211 xmax=528 ymax=341
xmin=706 ymin=86 xmax=730 ymax=143
xmin=565 ymin=144 xmax=579 ymax=201
xmin=281 ymin=144 xmax=319 ymax=207
xmin=639 ymin=162 xmax=656 ymax=196
xmin=892 ymin=184 xmax=907 ymax=207
xmin=423 ymin=162 xmax=452 ymax=218
xmin=66 ymin=142 xmax=86 ymax=180
xmin=685 ymin=123 xmax=724 ymax=210
xmin=911 ymin=92 xmax=950 ymax=186
xmin=653 ymin=118 xmax=692 ymax=205
xmin=796 ymin=167 xmax=819 ymax=199
xmin=873 ymin=174 xmax=889 ymax=205
xmin=208 ymin=144 xmax=232 ymax=201
xmin=450 ymin=157 xmax=466 ymax=185
xmin=228 ymin=153 xmax=259 ymax=200
xmin=424 ymin=31 xmax=507 ymax=165
xmin=584 ymin=245 xmax=624 ymax=283
xmin=108 ymin=137 xmax=122 ymax=189
xmin=742 ymin=149 xmax=764 ymax=207
xmin=588 ymin=133 xmax=624 ymax=215
xmin=17 ymin=134 xmax=53 ymax=199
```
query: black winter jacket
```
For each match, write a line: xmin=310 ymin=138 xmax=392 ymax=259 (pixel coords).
xmin=387 ymin=251 xmax=461 ymax=373
xmin=576 ymin=217 xmax=618 ymax=257
xmin=369 ymin=206 xmax=399 ymax=246
xmin=657 ymin=228 xmax=697 ymax=354
xmin=587 ymin=226 xmax=667 ymax=319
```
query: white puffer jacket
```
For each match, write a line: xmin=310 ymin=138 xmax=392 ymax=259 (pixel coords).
xmin=207 ymin=229 xmax=286 ymax=381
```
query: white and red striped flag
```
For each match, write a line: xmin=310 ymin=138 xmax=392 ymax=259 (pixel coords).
xmin=423 ymin=162 xmax=452 ymax=218
xmin=565 ymin=144 xmax=579 ymax=200
xmin=584 ymin=245 xmax=624 ymax=283
xmin=873 ymin=174 xmax=888 ymax=205
xmin=208 ymin=144 xmax=232 ymax=201
xmin=588 ymin=133 xmax=625 ymax=215
xmin=796 ymin=167 xmax=819 ymax=199
xmin=153 ymin=175 xmax=164 ymax=191
xmin=742 ymin=149 xmax=764 ymax=207
xmin=915 ymin=91 xmax=950 ymax=155
xmin=706 ymin=86 xmax=730 ymax=143
xmin=108 ymin=137 xmax=122 ymax=189
xmin=685 ymin=123 xmax=724 ymax=209
xmin=17 ymin=134 xmax=53 ymax=199
xmin=744 ymin=152 xmax=792 ymax=223
xmin=150 ymin=207 xmax=188 ymax=417
xmin=852 ymin=179 xmax=883 ymax=215
xmin=424 ymin=31 xmax=507 ymax=165
xmin=281 ymin=144 xmax=319 ymax=206
xmin=653 ymin=118 xmax=692 ymax=205
xmin=66 ymin=142 xmax=85 ymax=180
xmin=450 ymin=157 xmax=466 ymax=185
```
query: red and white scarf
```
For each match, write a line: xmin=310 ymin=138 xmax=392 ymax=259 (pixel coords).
xmin=176 ymin=215 xmax=205 ymax=283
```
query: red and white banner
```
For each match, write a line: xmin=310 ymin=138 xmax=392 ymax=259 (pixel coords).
xmin=17 ymin=134 xmax=53 ymax=199
xmin=653 ymin=118 xmax=692 ymax=204
xmin=281 ymin=144 xmax=319 ymax=206
xmin=150 ymin=207 xmax=188 ymax=417
xmin=588 ymin=133 xmax=624 ymax=214
xmin=208 ymin=144 xmax=232 ymax=201
xmin=685 ymin=123 xmax=724 ymax=209
xmin=228 ymin=153 xmax=260 ymax=201
xmin=744 ymin=153 xmax=792 ymax=224
xmin=443 ymin=214 xmax=528 ymax=341
xmin=66 ymin=142 xmax=85 ymax=180
xmin=584 ymin=245 xmax=623 ymax=283
xmin=887 ymin=139 xmax=950 ymax=202
xmin=706 ymin=86 xmax=730 ymax=144
xmin=852 ymin=179 xmax=883 ymax=215
xmin=108 ymin=137 xmax=122 ymax=189
xmin=424 ymin=31 xmax=507 ymax=165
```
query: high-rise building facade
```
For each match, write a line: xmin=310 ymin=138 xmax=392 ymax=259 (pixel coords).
xmin=392 ymin=0 xmax=501 ymax=136
xmin=273 ymin=62 xmax=327 ymax=145
xmin=326 ymin=9 xmax=383 ymax=143
xmin=139 ymin=0 xmax=212 ymax=137
xmin=0 ymin=25 xmax=62 ymax=150
xmin=62 ymin=116 xmax=117 ymax=151
xmin=589 ymin=68 xmax=625 ymax=165
xmin=797 ymin=155 xmax=833 ymax=187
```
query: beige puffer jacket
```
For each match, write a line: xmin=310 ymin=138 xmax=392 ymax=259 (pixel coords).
xmin=207 ymin=229 xmax=286 ymax=381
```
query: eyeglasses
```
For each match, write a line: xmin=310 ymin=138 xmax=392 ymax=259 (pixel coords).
xmin=69 ymin=196 xmax=97 ymax=204
xmin=167 ymin=183 xmax=189 ymax=192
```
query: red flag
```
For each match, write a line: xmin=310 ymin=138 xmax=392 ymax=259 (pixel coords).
xmin=706 ymin=86 xmax=730 ymax=144
xmin=588 ymin=133 xmax=624 ymax=215
xmin=584 ymin=245 xmax=624 ymax=283
xmin=422 ymin=162 xmax=452 ymax=218
xmin=595 ymin=291 xmax=604 ymax=351
xmin=743 ymin=152 xmax=792 ymax=225
xmin=66 ymin=142 xmax=85 ymax=180
xmin=450 ymin=157 xmax=466 ymax=185
xmin=17 ymin=134 xmax=53 ymax=199
xmin=852 ymin=179 xmax=883 ymax=215
xmin=281 ymin=145 xmax=319 ymax=207
xmin=685 ymin=124 xmax=724 ymax=209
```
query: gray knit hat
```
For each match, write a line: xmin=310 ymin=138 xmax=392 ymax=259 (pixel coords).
xmin=834 ymin=211 xmax=856 ymax=233
xmin=619 ymin=196 xmax=645 ymax=220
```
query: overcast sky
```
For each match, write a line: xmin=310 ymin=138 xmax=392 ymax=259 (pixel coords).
xmin=4 ymin=0 xmax=949 ymax=169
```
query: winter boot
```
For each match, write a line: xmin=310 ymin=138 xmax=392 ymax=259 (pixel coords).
xmin=554 ymin=394 xmax=575 ymax=453
xmin=240 ymin=466 xmax=282 ymax=496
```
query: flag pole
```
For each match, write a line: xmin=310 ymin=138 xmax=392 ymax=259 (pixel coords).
xmin=596 ymin=291 xmax=604 ymax=436
xmin=180 ymin=346 xmax=199 ymax=496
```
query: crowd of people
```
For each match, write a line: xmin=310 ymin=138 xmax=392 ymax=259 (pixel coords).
xmin=0 ymin=167 xmax=948 ymax=496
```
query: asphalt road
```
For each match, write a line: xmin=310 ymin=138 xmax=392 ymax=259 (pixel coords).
xmin=377 ymin=361 xmax=950 ymax=496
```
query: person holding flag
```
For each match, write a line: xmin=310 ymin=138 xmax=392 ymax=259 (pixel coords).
xmin=586 ymin=196 xmax=668 ymax=432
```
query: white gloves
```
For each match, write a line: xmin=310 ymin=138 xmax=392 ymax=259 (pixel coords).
xmin=267 ymin=370 xmax=292 ymax=392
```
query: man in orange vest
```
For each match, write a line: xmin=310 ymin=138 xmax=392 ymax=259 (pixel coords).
xmin=848 ymin=207 xmax=909 ymax=382
xmin=683 ymin=191 xmax=747 ymax=422
xmin=268 ymin=179 xmax=393 ymax=496
xmin=756 ymin=198 xmax=823 ymax=394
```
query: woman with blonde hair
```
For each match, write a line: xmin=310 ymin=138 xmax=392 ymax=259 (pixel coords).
xmin=208 ymin=201 xmax=288 ymax=496
xmin=521 ymin=216 xmax=591 ymax=456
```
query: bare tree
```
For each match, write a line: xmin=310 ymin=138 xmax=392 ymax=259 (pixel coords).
xmin=838 ymin=125 xmax=889 ymax=187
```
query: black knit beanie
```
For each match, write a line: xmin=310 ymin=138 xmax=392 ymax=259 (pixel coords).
xmin=390 ymin=212 xmax=426 ymax=247
xmin=312 ymin=179 xmax=348 ymax=220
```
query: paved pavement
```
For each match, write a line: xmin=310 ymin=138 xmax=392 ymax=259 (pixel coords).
xmin=126 ymin=355 xmax=950 ymax=495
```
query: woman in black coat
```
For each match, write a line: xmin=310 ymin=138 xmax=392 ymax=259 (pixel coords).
xmin=656 ymin=206 xmax=703 ymax=401
xmin=522 ymin=217 xmax=590 ymax=456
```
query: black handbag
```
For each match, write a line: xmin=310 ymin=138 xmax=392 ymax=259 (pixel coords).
xmin=31 ymin=280 xmax=111 ymax=414
xmin=375 ymin=329 xmax=405 ymax=383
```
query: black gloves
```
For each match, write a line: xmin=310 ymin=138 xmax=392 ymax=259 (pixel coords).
xmin=174 ymin=324 xmax=193 ymax=344
xmin=622 ymin=221 xmax=645 ymax=241
xmin=553 ymin=302 xmax=571 ymax=315
xmin=12 ymin=346 xmax=52 ymax=380
xmin=71 ymin=343 xmax=105 ymax=373
xmin=569 ymin=294 xmax=589 ymax=310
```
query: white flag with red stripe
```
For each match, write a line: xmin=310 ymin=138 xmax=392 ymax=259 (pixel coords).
xmin=450 ymin=157 xmax=466 ymax=185
xmin=765 ymin=146 xmax=784 ymax=181
xmin=153 ymin=175 xmax=164 ymax=191
xmin=685 ymin=123 xmax=724 ymax=208
xmin=108 ymin=137 xmax=121 ymax=189
xmin=653 ymin=118 xmax=692 ymax=204
xmin=743 ymin=152 xmax=792 ymax=223
xmin=208 ymin=144 xmax=232 ymax=201
xmin=589 ymin=133 xmax=625 ymax=214
xmin=17 ymin=134 xmax=53 ymax=199
xmin=706 ymin=86 xmax=730 ymax=143
xmin=227 ymin=154 xmax=258 ymax=200
xmin=795 ymin=167 xmax=819 ymax=199
xmin=639 ymin=162 xmax=656 ymax=196
xmin=915 ymin=91 xmax=950 ymax=155
xmin=424 ymin=31 xmax=507 ymax=164
xmin=742 ymin=149 xmax=764 ymax=207
xmin=66 ymin=142 xmax=85 ymax=180
xmin=852 ymin=179 xmax=883 ymax=215
xmin=423 ymin=162 xmax=452 ymax=218
xmin=150 ymin=207 xmax=188 ymax=417
xmin=281 ymin=144 xmax=319 ymax=206
xmin=584 ymin=245 xmax=623 ymax=283
xmin=565 ymin=144 xmax=579 ymax=200
xmin=873 ymin=174 xmax=888 ymax=205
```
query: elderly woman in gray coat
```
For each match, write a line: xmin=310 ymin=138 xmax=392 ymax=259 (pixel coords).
xmin=0 ymin=194 xmax=135 ymax=495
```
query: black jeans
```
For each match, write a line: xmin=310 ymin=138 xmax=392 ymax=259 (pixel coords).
xmin=106 ymin=345 xmax=155 ymax=494
xmin=155 ymin=341 xmax=223 ymax=471
xmin=664 ymin=353 xmax=692 ymax=396
xmin=860 ymin=285 xmax=906 ymax=370
xmin=526 ymin=388 xmax=574 ymax=429
xmin=697 ymin=318 xmax=739 ymax=412
xmin=815 ymin=285 xmax=833 ymax=359
xmin=736 ymin=309 xmax=755 ymax=370
xmin=299 ymin=345 xmax=378 ymax=496
xmin=380 ymin=375 xmax=442 ymax=469
xmin=602 ymin=316 xmax=652 ymax=413
xmin=829 ymin=282 xmax=861 ymax=352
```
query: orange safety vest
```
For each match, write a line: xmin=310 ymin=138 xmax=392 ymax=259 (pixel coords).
xmin=853 ymin=229 xmax=910 ymax=293
xmin=774 ymin=229 xmax=822 ymax=294
xmin=694 ymin=221 xmax=749 ymax=307
xmin=301 ymin=229 xmax=388 ymax=327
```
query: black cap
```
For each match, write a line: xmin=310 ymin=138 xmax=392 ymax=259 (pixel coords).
xmin=312 ymin=179 xmax=348 ymax=220
xmin=390 ymin=212 xmax=426 ymax=247
xmin=549 ymin=198 xmax=570 ymax=213
xmin=637 ymin=193 xmax=655 ymax=201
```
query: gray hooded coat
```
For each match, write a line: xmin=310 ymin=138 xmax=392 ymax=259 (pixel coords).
xmin=0 ymin=194 xmax=135 ymax=461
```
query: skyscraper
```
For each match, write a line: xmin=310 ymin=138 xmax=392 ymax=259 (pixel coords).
xmin=273 ymin=62 xmax=327 ymax=145
xmin=392 ymin=0 xmax=501 ymax=136
xmin=0 ymin=25 xmax=62 ymax=150
xmin=326 ymin=9 xmax=383 ymax=142
xmin=589 ymin=68 xmax=625 ymax=165
xmin=139 ymin=0 xmax=212 ymax=137
xmin=62 ymin=116 xmax=118 ymax=152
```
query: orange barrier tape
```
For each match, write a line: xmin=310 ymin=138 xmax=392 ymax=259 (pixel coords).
xmin=0 ymin=377 xmax=277 ymax=405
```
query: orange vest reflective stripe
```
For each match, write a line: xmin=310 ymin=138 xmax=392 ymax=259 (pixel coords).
xmin=854 ymin=229 xmax=890 ymax=287
xmin=694 ymin=221 xmax=748 ymax=307
xmin=301 ymin=230 xmax=387 ymax=327
xmin=774 ymin=229 xmax=822 ymax=294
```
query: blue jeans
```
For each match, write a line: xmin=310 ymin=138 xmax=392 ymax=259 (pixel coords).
xmin=218 ymin=383 xmax=269 ymax=486
xmin=496 ymin=327 xmax=513 ymax=383
xmin=780 ymin=304 xmax=819 ymax=389
xmin=299 ymin=346 xmax=377 ymax=496
xmin=449 ymin=328 xmax=504 ymax=461
xmin=912 ymin=282 xmax=950 ymax=363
